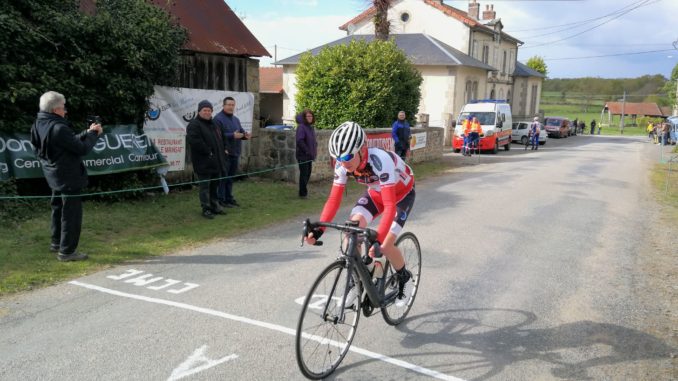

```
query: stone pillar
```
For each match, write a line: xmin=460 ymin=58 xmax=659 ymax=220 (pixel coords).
xmin=442 ymin=113 xmax=455 ymax=146
xmin=417 ymin=113 xmax=429 ymax=128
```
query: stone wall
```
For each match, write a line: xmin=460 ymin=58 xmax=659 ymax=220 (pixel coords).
xmin=250 ymin=127 xmax=444 ymax=182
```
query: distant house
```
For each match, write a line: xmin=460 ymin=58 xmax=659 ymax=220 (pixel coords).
xmin=276 ymin=0 xmax=543 ymax=138
xmin=259 ymin=67 xmax=284 ymax=126
xmin=603 ymin=102 xmax=668 ymax=125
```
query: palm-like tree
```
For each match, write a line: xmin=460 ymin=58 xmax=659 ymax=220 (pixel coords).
xmin=373 ymin=0 xmax=391 ymax=40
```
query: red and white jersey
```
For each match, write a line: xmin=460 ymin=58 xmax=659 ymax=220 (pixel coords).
xmin=333 ymin=147 xmax=414 ymax=200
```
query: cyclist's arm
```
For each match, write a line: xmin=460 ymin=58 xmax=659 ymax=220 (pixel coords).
xmin=375 ymin=184 xmax=397 ymax=244
xmin=318 ymin=183 xmax=345 ymax=227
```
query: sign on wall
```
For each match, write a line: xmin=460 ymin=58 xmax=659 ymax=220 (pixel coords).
xmin=410 ymin=132 xmax=427 ymax=150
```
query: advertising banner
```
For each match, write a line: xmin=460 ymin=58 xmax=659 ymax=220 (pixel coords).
xmin=144 ymin=85 xmax=255 ymax=134
xmin=0 ymin=125 xmax=167 ymax=181
xmin=366 ymin=132 xmax=394 ymax=152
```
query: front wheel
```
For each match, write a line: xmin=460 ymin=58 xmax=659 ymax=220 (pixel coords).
xmin=504 ymin=141 xmax=510 ymax=151
xmin=296 ymin=260 xmax=362 ymax=379
xmin=491 ymin=139 xmax=499 ymax=154
xmin=381 ymin=232 xmax=422 ymax=325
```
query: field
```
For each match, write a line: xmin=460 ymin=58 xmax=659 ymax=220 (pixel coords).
xmin=540 ymin=91 xmax=660 ymax=136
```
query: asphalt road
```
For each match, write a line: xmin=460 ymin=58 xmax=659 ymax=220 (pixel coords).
xmin=1 ymin=135 xmax=675 ymax=381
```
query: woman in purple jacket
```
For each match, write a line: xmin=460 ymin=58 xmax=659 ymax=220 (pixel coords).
xmin=295 ymin=109 xmax=318 ymax=198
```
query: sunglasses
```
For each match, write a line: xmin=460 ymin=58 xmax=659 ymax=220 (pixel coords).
xmin=336 ymin=153 xmax=354 ymax=162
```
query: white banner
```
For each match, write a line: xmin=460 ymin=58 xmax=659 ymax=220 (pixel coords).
xmin=144 ymin=86 xmax=254 ymax=134
xmin=143 ymin=86 xmax=255 ymax=172
xmin=410 ymin=132 xmax=427 ymax=150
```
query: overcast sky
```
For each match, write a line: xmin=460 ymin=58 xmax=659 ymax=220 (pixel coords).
xmin=227 ymin=0 xmax=678 ymax=79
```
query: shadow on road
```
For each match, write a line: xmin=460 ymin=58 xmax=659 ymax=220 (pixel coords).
xmin=144 ymin=249 xmax=321 ymax=265
xmin=389 ymin=308 xmax=674 ymax=380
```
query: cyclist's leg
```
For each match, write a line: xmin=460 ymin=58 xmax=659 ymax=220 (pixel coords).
xmin=380 ymin=187 xmax=415 ymax=270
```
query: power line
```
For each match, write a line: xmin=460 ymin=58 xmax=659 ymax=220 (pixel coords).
xmin=521 ymin=0 xmax=657 ymax=49
xmin=505 ymin=0 xmax=650 ymax=33
xmin=541 ymin=48 xmax=675 ymax=61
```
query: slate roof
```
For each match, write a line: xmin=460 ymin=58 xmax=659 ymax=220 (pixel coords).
xmin=513 ymin=61 xmax=546 ymax=78
xmin=275 ymin=33 xmax=495 ymax=71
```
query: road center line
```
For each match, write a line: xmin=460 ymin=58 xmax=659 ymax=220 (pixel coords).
xmin=69 ymin=281 xmax=465 ymax=381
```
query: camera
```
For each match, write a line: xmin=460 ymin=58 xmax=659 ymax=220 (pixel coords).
xmin=86 ymin=115 xmax=102 ymax=125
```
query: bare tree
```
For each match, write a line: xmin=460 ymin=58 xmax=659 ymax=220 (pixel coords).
xmin=373 ymin=0 xmax=391 ymax=40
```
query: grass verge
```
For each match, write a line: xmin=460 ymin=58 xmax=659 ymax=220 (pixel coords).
xmin=0 ymin=159 xmax=451 ymax=296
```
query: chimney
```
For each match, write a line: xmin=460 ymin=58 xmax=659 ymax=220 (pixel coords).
xmin=468 ymin=0 xmax=479 ymax=20
xmin=482 ymin=4 xmax=496 ymax=20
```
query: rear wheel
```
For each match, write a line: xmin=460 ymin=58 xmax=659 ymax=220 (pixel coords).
xmin=520 ymin=136 xmax=528 ymax=145
xmin=296 ymin=260 xmax=362 ymax=379
xmin=381 ymin=232 xmax=422 ymax=325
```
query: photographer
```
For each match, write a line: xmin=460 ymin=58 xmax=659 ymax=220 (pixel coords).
xmin=30 ymin=91 xmax=102 ymax=261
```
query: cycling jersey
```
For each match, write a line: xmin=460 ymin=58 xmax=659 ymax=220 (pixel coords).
xmin=319 ymin=147 xmax=415 ymax=243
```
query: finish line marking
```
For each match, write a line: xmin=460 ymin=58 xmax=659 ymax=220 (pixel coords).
xmin=70 ymin=281 xmax=465 ymax=381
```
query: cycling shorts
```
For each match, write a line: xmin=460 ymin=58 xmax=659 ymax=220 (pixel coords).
xmin=351 ymin=186 xmax=415 ymax=238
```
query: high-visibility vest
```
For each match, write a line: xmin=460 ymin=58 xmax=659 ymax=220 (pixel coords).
xmin=463 ymin=120 xmax=472 ymax=134
xmin=471 ymin=121 xmax=482 ymax=133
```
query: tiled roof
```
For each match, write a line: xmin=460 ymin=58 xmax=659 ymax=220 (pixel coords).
xmin=259 ymin=67 xmax=283 ymax=94
xmin=339 ymin=0 xmax=521 ymax=44
xmin=276 ymin=34 xmax=495 ymax=71
xmin=148 ymin=0 xmax=270 ymax=57
xmin=604 ymin=102 xmax=665 ymax=117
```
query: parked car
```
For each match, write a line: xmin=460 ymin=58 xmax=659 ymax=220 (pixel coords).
xmin=511 ymin=121 xmax=547 ymax=145
xmin=542 ymin=116 xmax=570 ymax=138
xmin=264 ymin=124 xmax=293 ymax=131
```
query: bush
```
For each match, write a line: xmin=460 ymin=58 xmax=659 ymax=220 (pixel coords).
xmin=294 ymin=39 xmax=422 ymax=129
xmin=0 ymin=0 xmax=187 ymax=132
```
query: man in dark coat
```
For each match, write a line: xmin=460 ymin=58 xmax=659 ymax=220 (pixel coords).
xmin=30 ymin=91 xmax=102 ymax=261
xmin=186 ymin=100 xmax=227 ymax=219
xmin=213 ymin=96 xmax=250 ymax=207
xmin=391 ymin=111 xmax=411 ymax=160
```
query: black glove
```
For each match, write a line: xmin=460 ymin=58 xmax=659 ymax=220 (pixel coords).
xmin=310 ymin=228 xmax=324 ymax=241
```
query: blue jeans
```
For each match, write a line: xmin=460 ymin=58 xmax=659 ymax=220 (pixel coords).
xmin=531 ymin=133 xmax=539 ymax=148
xmin=217 ymin=156 xmax=239 ymax=203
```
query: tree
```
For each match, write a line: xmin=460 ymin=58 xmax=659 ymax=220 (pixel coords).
xmin=373 ymin=0 xmax=391 ymax=41
xmin=661 ymin=63 xmax=678 ymax=110
xmin=0 ymin=0 xmax=186 ymax=133
xmin=295 ymin=39 xmax=422 ymax=130
xmin=526 ymin=56 xmax=548 ymax=77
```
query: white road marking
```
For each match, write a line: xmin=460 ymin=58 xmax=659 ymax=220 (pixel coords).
xmin=70 ymin=281 xmax=466 ymax=381
xmin=167 ymin=345 xmax=237 ymax=381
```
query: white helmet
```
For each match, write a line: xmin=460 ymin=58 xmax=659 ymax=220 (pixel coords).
xmin=328 ymin=121 xmax=366 ymax=159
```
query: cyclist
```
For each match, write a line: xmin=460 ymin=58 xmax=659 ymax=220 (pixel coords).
xmin=304 ymin=121 xmax=415 ymax=307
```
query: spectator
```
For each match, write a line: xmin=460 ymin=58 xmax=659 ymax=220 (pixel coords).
xmin=391 ymin=111 xmax=411 ymax=161
xmin=186 ymin=100 xmax=227 ymax=219
xmin=572 ymin=118 xmax=578 ymax=135
xmin=529 ymin=116 xmax=541 ymax=150
xmin=662 ymin=122 xmax=670 ymax=146
xmin=214 ymin=96 xmax=250 ymax=208
xmin=646 ymin=122 xmax=654 ymax=140
xmin=295 ymin=109 xmax=317 ymax=199
xmin=30 ymin=91 xmax=102 ymax=261
xmin=579 ymin=120 xmax=585 ymax=135
xmin=590 ymin=119 xmax=596 ymax=135
xmin=670 ymin=121 xmax=677 ymax=145
xmin=653 ymin=124 xmax=659 ymax=144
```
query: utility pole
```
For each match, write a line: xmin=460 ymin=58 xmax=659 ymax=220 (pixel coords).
xmin=620 ymin=90 xmax=626 ymax=134
xmin=274 ymin=44 xmax=278 ymax=66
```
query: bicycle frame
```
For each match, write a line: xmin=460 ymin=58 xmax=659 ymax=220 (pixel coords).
xmin=303 ymin=220 xmax=399 ymax=316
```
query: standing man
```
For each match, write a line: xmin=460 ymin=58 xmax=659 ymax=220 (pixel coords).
xmin=214 ymin=96 xmax=250 ymax=208
xmin=30 ymin=91 xmax=102 ymax=261
xmin=590 ymin=119 xmax=596 ymax=135
xmin=391 ymin=111 xmax=411 ymax=161
xmin=530 ymin=116 xmax=541 ymax=150
xmin=186 ymin=100 xmax=227 ymax=219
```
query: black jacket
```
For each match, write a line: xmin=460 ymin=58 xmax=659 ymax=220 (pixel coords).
xmin=30 ymin=112 xmax=99 ymax=192
xmin=186 ymin=116 xmax=227 ymax=176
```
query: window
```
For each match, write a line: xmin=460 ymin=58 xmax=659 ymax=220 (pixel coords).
xmin=472 ymin=81 xmax=478 ymax=100
xmin=482 ymin=45 xmax=489 ymax=64
xmin=465 ymin=80 xmax=473 ymax=103
xmin=530 ymin=84 xmax=538 ymax=115
xmin=499 ymin=88 xmax=504 ymax=100
xmin=507 ymin=90 xmax=511 ymax=105
xmin=502 ymin=51 xmax=507 ymax=74
xmin=472 ymin=40 xmax=478 ymax=59
xmin=490 ymin=89 xmax=495 ymax=99
xmin=400 ymin=12 xmax=410 ymax=22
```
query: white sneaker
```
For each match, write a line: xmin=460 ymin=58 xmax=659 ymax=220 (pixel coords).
xmin=395 ymin=270 xmax=414 ymax=308
xmin=341 ymin=286 xmax=360 ymax=310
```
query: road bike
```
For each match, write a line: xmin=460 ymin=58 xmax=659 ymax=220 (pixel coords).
xmin=295 ymin=219 xmax=422 ymax=379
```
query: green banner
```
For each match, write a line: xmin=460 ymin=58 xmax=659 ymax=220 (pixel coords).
xmin=0 ymin=125 xmax=167 ymax=181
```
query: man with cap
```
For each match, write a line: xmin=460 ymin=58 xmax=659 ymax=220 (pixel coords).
xmin=186 ymin=100 xmax=227 ymax=219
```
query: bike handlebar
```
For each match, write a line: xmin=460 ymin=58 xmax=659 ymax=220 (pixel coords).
xmin=301 ymin=219 xmax=379 ymax=247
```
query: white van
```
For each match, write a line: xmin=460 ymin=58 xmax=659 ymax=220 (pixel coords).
xmin=452 ymin=100 xmax=513 ymax=154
